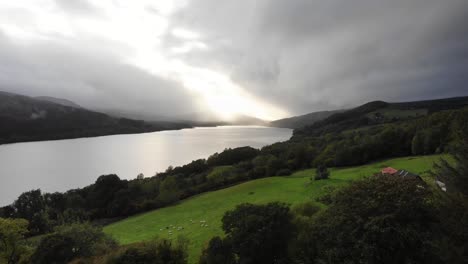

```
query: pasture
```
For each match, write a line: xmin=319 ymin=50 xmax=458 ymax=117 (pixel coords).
xmin=104 ymin=155 xmax=443 ymax=263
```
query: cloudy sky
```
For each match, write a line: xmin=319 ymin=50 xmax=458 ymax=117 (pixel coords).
xmin=0 ymin=0 xmax=467 ymax=120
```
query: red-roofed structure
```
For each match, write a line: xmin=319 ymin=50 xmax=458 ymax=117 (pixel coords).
xmin=381 ymin=167 xmax=398 ymax=175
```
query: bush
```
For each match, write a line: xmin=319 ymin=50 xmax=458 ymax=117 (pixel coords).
xmin=199 ymin=237 xmax=236 ymax=264
xmin=222 ymin=202 xmax=293 ymax=264
xmin=31 ymin=223 xmax=117 ymax=264
xmin=293 ymin=176 xmax=441 ymax=264
xmin=110 ymin=238 xmax=188 ymax=264
xmin=276 ymin=168 xmax=292 ymax=176
xmin=314 ymin=165 xmax=329 ymax=180
xmin=0 ymin=218 xmax=31 ymax=264
xmin=315 ymin=185 xmax=337 ymax=205
xmin=291 ymin=201 xmax=321 ymax=218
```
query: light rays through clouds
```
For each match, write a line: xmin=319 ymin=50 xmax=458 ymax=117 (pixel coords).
xmin=0 ymin=0 xmax=288 ymax=120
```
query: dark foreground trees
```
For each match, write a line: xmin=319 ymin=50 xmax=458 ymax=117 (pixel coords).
xmin=199 ymin=237 xmax=236 ymax=264
xmin=314 ymin=164 xmax=329 ymax=180
xmin=0 ymin=218 xmax=30 ymax=264
xmin=32 ymin=223 xmax=117 ymax=264
xmin=294 ymin=176 xmax=440 ymax=264
xmin=201 ymin=174 xmax=468 ymax=264
xmin=200 ymin=202 xmax=293 ymax=264
xmin=433 ymin=136 xmax=468 ymax=196
xmin=109 ymin=238 xmax=188 ymax=264
xmin=432 ymin=132 xmax=468 ymax=262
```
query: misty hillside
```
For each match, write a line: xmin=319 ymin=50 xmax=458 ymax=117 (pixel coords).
xmin=269 ymin=110 xmax=343 ymax=129
xmin=35 ymin=96 xmax=83 ymax=109
xmin=175 ymin=111 xmax=267 ymax=126
xmin=294 ymin=96 xmax=468 ymax=137
xmin=0 ymin=91 xmax=190 ymax=144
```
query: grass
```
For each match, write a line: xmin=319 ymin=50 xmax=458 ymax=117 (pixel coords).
xmin=104 ymin=154 xmax=444 ymax=263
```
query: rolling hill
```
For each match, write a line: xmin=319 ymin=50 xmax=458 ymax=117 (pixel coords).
xmin=104 ymin=155 xmax=443 ymax=263
xmin=294 ymin=96 xmax=468 ymax=137
xmin=269 ymin=110 xmax=342 ymax=129
xmin=269 ymin=96 xmax=468 ymax=132
xmin=0 ymin=91 xmax=191 ymax=144
xmin=34 ymin=96 xmax=83 ymax=108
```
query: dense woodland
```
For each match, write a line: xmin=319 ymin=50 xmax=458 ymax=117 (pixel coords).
xmin=1 ymin=97 xmax=468 ymax=263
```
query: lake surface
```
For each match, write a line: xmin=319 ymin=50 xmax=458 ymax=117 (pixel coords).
xmin=0 ymin=126 xmax=291 ymax=206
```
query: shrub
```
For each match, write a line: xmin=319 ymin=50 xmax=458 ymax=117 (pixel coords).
xmin=109 ymin=237 xmax=188 ymax=264
xmin=199 ymin=236 xmax=236 ymax=264
xmin=31 ymin=223 xmax=117 ymax=264
xmin=314 ymin=165 xmax=329 ymax=180
xmin=276 ymin=168 xmax=292 ymax=176
xmin=0 ymin=218 xmax=31 ymax=264
xmin=222 ymin=202 xmax=293 ymax=264
xmin=291 ymin=201 xmax=321 ymax=218
xmin=293 ymin=176 xmax=441 ymax=264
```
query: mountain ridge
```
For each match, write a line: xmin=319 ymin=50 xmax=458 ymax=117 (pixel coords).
xmin=0 ymin=91 xmax=192 ymax=144
xmin=269 ymin=110 xmax=343 ymax=129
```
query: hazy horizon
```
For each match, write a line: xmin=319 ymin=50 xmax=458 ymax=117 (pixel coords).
xmin=1 ymin=0 xmax=467 ymax=121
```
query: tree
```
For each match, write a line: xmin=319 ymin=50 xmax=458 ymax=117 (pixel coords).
xmin=158 ymin=176 xmax=180 ymax=204
xmin=0 ymin=218 xmax=29 ymax=264
xmin=12 ymin=189 xmax=49 ymax=235
xmin=111 ymin=238 xmax=188 ymax=264
xmin=294 ymin=176 xmax=440 ymax=264
xmin=207 ymin=147 xmax=259 ymax=167
xmin=87 ymin=174 xmax=127 ymax=218
xmin=432 ymin=133 xmax=468 ymax=262
xmin=433 ymin=136 xmax=468 ymax=196
xmin=199 ymin=236 xmax=236 ymax=264
xmin=315 ymin=165 xmax=329 ymax=180
xmin=411 ymin=132 xmax=424 ymax=155
xmin=31 ymin=223 xmax=117 ymax=264
xmin=222 ymin=202 xmax=293 ymax=264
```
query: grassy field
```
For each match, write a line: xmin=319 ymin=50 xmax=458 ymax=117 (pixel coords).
xmin=104 ymin=155 xmax=443 ymax=263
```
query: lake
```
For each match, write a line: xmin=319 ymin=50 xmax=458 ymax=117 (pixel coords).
xmin=0 ymin=126 xmax=291 ymax=206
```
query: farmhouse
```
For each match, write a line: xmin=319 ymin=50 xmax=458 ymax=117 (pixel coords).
xmin=381 ymin=167 xmax=398 ymax=175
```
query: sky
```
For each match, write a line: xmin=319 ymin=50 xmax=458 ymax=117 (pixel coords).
xmin=0 ymin=0 xmax=467 ymax=121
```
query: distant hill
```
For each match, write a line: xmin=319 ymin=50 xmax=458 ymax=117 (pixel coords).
xmin=175 ymin=111 xmax=267 ymax=126
xmin=269 ymin=110 xmax=343 ymax=129
xmin=294 ymin=96 xmax=468 ymax=137
xmin=97 ymin=109 xmax=267 ymax=127
xmin=0 ymin=91 xmax=191 ymax=144
xmin=95 ymin=108 xmax=173 ymax=122
xmin=35 ymin=96 xmax=83 ymax=109
xmin=228 ymin=114 xmax=267 ymax=126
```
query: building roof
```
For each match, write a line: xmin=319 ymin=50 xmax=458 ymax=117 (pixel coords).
xmin=381 ymin=167 xmax=398 ymax=175
xmin=397 ymin=169 xmax=420 ymax=178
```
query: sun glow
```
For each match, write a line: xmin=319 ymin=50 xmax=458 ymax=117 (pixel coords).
xmin=170 ymin=62 xmax=287 ymax=120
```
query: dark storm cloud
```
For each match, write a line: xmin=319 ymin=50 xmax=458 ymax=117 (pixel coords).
xmin=168 ymin=0 xmax=468 ymax=114
xmin=1 ymin=1 xmax=467 ymax=119
xmin=0 ymin=30 xmax=197 ymax=119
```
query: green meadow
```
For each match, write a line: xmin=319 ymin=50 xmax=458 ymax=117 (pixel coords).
xmin=104 ymin=155 xmax=443 ymax=263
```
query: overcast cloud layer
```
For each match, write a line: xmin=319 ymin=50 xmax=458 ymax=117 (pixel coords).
xmin=1 ymin=0 xmax=467 ymax=120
